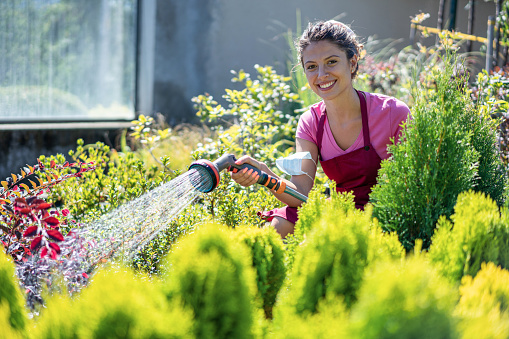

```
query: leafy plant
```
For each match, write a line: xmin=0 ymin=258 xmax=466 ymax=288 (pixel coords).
xmin=471 ymin=67 xmax=509 ymax=170
xmin=41 ymin=139 xmax=171 ymax=223
xmin=428 ymin=190 xmax=509 ymax=284
xmin=192 ymin=65 xmax=300 ymax=169
xmin=0 ymin=160 xmax=94 ymax=262
xmin=129 ymin=113 xmax=174 ymax=173
xmin=284 ymin=181 xmax=355 ymax=268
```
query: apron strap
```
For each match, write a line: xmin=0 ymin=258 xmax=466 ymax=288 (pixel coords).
xmin=315 ymin=105 xmax=326 ymax=161
xmin=315 ymin=90 xmax=370 ymax=158
xmin=357 ymin=90 xmax=371 ymax=149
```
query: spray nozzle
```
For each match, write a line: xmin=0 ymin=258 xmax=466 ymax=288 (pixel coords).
xmin=188 ymin=154 xmax=307 ymax=202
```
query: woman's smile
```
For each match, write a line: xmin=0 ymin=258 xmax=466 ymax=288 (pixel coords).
xmin=317 ymin=80 xmax=337 ymax=90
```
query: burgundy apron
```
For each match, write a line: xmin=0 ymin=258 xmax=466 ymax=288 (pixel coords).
xmin=259 ymin=90 xmax=381 ymax=223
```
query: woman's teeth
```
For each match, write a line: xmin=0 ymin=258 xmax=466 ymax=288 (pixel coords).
xmin=319 ymin=81 xmax=335 ymax=89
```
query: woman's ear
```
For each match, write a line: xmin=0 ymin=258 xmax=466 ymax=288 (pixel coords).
xmin=350 ymin=55 xmax=358 ymax=73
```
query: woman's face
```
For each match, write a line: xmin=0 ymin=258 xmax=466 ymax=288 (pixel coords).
xmin=301 ymin=40 xmax=357 ymax=101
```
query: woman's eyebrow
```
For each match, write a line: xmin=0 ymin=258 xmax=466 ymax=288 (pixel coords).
xmin=304 ymin=55 xmax=341 ymax=65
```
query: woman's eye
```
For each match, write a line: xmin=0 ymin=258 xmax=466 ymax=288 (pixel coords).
xmin=306 ymin=65 xmax=316 ymax=70
xmin=328 ymin=60 xmax=337 ymax=65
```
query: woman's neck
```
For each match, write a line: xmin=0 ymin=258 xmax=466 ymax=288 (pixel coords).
xmin=323 ymin=87 xmax=361 ymax=122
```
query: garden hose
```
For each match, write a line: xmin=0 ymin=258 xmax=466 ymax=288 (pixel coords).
xmin=189 ymin=154 xmax=308 ymax=202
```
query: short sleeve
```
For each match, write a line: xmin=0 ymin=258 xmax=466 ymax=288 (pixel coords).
xmin=296 ymin=105 xmax=320 ymax=145
xmin=390 ymin=98 xmax=411 ymax=143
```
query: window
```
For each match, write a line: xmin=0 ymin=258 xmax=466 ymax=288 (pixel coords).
xmin=0 ymin=0 xmax=137 ymax=122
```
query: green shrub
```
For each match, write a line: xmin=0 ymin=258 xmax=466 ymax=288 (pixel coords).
xmin=370 ymin=52 xmax=502 ymax=251
xmin=0 ymin=249 xmax=28 ymax=335
xmin=32 ymin=267 xmax=193 ymax=338
xmin=367 ymin=212 xmax=405 ymax=265
xmin=161 ymin=223 xmax=257 ymax=339
xmin=234 ymin=226 xmax=286 ymax=319
xmin=199 ymin=173 xmax=281 ymax=229
xmin=41 ymin=139 xmax=171 ymax=223
xmin=349 ymin=256 xmax=458 ymax=339
xmin=455 ymin=262 xmax=509 ymax=339
xmin=270 ymin=297 xmax=349 ymax=338
xmin=284 ymin=201 xmax=370 ymax=314
xmin=284 ymin=182 xmax=355 ymax=268
xmin=428 ymin=190 xmax=509 ymax=283
xmin=131 ymin=203 xmax=206 ymax=274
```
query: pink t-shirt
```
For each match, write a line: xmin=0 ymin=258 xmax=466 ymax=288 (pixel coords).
xmin=296 ymin=92 xmax=410 ymax=161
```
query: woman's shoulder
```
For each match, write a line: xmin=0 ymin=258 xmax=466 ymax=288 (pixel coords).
xmin=364 ymin=91 xmax=410 ymax=119
xmin=365 ymin=91 xmax=408 ymax=110
xmin=300 ymin=101 xmax=325 ymax=122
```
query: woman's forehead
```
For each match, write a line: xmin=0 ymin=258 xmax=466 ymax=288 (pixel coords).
xmin=302 ymin=41 xmax=347 ymax=60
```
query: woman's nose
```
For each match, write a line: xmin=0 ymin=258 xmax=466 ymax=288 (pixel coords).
xmin=318 ymin=66 xmax=328 ymax=78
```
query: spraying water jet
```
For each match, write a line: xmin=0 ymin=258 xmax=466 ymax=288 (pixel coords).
xmin=189 ymin=154 xmax=308 ymax=202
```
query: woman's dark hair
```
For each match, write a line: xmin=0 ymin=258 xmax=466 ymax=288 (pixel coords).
xmin=297 ymin=20 xmax=363 ymax=79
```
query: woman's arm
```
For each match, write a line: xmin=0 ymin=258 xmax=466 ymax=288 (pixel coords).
xmin=231 ymin=137 xmax=319 ymax=207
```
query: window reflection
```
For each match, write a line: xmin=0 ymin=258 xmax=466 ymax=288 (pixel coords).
xmin=0 ymin=0 xmax=137 ymax=121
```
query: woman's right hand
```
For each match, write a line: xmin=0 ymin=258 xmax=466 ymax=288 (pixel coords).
xmin=231 ymin=155 xmax=261 ymax=187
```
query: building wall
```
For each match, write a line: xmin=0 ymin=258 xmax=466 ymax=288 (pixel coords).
xmin=0 ymin=0 xmax=497 ymax=178
xmin=150 ymin=0 xmax=496 ymax=124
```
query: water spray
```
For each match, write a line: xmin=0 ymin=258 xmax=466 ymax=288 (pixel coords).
xmin=189 ymin=154 xmax=308 ymax=202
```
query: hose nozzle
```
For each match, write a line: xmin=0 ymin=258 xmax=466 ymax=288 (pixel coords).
xmin=188 ymin=154 xmax=307 ymax=202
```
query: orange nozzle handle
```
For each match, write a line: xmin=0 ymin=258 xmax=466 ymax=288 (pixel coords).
xmin=228 ymin=163 xmax=286 ymax=194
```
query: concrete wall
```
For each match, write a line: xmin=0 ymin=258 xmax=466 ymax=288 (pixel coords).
xmin=149 ymin=0 xmax=496 ymax=124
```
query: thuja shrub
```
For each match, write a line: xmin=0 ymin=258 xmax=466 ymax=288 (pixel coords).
xmin=32 ymin=267 xmax=193 ymax=338
xmin=367 ymin=214 xmax=405 ymax=265
xmin=428 ymin=190 xmax=509 ymax=283
xmin=349 ymin=256 xmax=458 ymax=339
xmin=233 ymin=226 xmax=286 ymax=319
xmin=161 ymin=223 xmax=257 ymax=339
xmin=455 ymin=262 xmax=509 ymax=338
xmin=270 ymin=299 xmax=349 ymax=338
xmin=0 ymin=249 xmax=27 ymax=335
xmin=284 ymin=182 xmax=356 ymax=268
xmin=370 ymin=53 xmax=504 ymax=251
xmin=284 ymin=204 xmax=370 ymax=314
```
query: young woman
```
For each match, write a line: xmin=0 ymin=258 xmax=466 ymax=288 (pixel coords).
xmin=232 ymin=20 xmax=410 ymax=237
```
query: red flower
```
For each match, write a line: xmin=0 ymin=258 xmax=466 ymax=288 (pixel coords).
xmin=61 ymin=209 xmax=70 ymax=216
